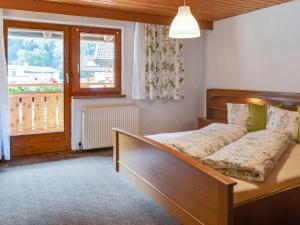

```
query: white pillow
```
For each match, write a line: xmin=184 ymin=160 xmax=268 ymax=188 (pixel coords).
xmin=266 ymin=105 xmax=299 ymax=140
xmin=227 ymin=103 xmax=250 ymax=129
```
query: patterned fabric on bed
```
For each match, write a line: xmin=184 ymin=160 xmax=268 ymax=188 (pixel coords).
xmin=202 ymin=129 xmax=292 ymax=182
xmin=162 ymin=123 xmax=247 ymax=160
xmin=227 ymin=103 xmax=251 ymax=129
xmin=266 ymin=105 xmax=300 ymax=140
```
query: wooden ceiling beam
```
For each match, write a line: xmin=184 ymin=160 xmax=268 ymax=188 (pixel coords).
xmin=0 ymin=0 xmax=290 ymax=31
xmin=37 ymin=0 xmax=289 ymax=23
xmin=41 ymin=0 xmax=215 ymax=23
xmin=0 ymin=0 xmax=213 ymax=30
xmin=39 ymin=0 xmax=290 ymax=20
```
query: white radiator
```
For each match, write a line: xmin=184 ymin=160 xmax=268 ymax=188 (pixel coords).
xmin=82 ymin=104 xmax=139 ymax=150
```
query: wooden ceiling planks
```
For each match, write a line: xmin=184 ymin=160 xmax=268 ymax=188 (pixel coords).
xmin=0 ymin=0 xmax=290 ymax=30
xmin=40 ymin=0 xmax=290 ymax=20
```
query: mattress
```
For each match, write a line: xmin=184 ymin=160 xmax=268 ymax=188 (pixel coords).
xmin=233 ymin=143 xmax=300 ymax=205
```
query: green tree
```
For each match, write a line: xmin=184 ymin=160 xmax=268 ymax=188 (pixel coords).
xmin=8 ymin=38 xmax=63 ymax=70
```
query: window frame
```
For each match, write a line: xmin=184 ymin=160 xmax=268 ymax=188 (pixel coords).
xmin=70 ymin=26 xmax=122 ymax=97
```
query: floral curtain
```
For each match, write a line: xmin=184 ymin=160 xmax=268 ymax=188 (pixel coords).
xmin=132 ymin=23 xmax=185 ymax=100
xmin=0 ymin=9 xmax=10 ymax=160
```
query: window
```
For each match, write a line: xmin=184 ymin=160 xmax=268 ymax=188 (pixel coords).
xmin=71 ymin=27 xmax=121 ymax=97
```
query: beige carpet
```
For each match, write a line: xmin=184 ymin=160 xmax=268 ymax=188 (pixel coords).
xmin=0 ymin=152 xmax=180 ymax=225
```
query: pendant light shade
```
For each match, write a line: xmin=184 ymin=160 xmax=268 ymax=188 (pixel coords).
xmin=169 ymin=6 xmax=200 ymax=39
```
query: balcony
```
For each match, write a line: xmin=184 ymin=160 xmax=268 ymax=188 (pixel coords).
xmin=8 ymin=83 xmax=64 ymax=135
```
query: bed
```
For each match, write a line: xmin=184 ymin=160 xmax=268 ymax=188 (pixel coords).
xmin=113 ymin=89 xmax=300 ymax=225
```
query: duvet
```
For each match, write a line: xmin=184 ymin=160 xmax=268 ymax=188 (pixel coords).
xmin=161 ymin=123 xmax=247 ymax=160
xmin=202 ymin=129 xmax=292 ymax=182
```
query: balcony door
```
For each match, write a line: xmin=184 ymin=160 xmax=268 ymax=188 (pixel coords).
xmin=4 ymin=21 xmax=70 ymax=157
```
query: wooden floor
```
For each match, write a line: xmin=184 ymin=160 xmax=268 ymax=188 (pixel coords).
xmin=0 ymin=148 xmax=113 ymax=168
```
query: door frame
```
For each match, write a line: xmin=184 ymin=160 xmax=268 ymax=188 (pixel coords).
xmin=4 ymin=20 xmax=71 ymax=157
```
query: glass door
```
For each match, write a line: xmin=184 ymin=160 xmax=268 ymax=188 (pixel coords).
xmin=4 ymin=21 xmax=70 ymax=157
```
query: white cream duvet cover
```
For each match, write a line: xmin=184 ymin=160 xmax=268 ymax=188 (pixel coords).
xmin=202 ymin=129 xmax=292 ymax=182
xmin=148 ymin=123 xmax=247 ymax=160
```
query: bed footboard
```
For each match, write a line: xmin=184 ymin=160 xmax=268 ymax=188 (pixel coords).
xmin=113 ymin=129 xmax=236 ymax=225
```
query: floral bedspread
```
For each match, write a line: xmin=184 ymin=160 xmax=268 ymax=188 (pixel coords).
xmin=162 ymin=123 xmax=247 ymax=160
xmin=202 ymin=129 xmax=292 ymax=182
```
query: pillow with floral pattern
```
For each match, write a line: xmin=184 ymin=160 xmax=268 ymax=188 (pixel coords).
xmin=266 ymin=105 xmax=299 ymax=141
xmin=227 ymin=103 xmax=251 ymax=129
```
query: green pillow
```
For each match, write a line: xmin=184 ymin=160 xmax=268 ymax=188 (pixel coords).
xmin=297 ymin=105 xmax=300 ymax=144
xmin=248 ymin=103 xmax=267 ymax=132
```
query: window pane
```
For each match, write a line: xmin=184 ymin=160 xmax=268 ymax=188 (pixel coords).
xmin=8 ymin=28 xmax=64 ymax=92
xmin=7 ymin=28 xmax=64 ymax=134
xmin=80 ymin=33 xmax=115 ymax=89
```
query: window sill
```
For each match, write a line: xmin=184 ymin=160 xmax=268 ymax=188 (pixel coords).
xmin=72 ymin=94 xmax=126 ymax=99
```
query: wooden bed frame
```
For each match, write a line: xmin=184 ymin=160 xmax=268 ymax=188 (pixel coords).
xmin=113 ymin=89 xmax=300 ymax=225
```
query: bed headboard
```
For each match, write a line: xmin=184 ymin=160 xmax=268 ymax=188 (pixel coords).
xmin=206 ymin=89 xmax=300 ymax=122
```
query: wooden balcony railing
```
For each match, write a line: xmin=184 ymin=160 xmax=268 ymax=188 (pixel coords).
xmin=9 ymin=91 xmax=64 ymax=135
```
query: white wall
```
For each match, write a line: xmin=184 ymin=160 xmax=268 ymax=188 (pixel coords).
xmin=3 ymin=10 xmax=206 ymax=150
xmin=5 ymin=1 xmax=297 ymax=150
xmin=205 ymin=0 xmax=300 ymax=94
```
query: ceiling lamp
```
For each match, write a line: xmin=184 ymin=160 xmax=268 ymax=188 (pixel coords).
xmin=169 ymin=0 xmax=201 ymax=39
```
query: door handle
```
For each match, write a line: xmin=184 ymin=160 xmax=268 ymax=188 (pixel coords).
xmin=77 ymin=64 xmax=80 ymax=74
xmin=66 ymin=73 xmax=70 ymax=84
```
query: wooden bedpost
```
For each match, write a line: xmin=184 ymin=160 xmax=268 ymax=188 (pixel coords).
xmin=218 ymin=183 xmax=234 ymax=225
xmin=113 ymin=129 xmax=120 ymax=172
